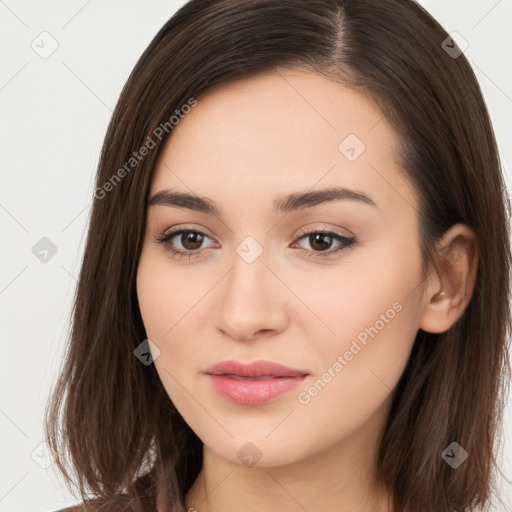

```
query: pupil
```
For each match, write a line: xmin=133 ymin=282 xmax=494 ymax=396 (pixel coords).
xmin=310 ymin=233 xmax=331 ymax=251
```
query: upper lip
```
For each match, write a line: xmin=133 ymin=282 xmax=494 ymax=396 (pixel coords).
xmin=204 ymin=360 xmax=309 ymax=378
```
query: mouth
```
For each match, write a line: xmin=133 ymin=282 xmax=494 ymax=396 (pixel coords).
xmin=219 ymin=374 xmax=284 ymax=380
xmin=204 ymin=359 xmax=309 ymax=378
xmin=204 ymin=360 xmax=309 ymax=405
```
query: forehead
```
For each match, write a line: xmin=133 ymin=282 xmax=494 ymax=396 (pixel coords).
xmin=149 ymin=68 xmax=417 ymax=217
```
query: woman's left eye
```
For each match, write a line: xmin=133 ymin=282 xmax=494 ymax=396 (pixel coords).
xmin=292 ymin=229 xmax=356 ymax=258
xmin=156 ymin=228 xmax=356 ymax=260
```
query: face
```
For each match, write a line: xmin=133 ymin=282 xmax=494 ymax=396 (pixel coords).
xmin=136 ymin=68 xmax=426 ymax=468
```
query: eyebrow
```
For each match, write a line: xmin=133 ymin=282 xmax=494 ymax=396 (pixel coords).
xmin=147 ymin=186 xmax=378 ymax=217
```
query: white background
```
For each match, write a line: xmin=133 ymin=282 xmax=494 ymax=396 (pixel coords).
xmin=1 ymin=1 xmax=511 ymax=510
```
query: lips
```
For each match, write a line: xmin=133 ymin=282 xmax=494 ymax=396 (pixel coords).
xmin=205 ymin=360 xmax=308 ymax=378
xmin=204 ymin=360 xmax=309 ymax=405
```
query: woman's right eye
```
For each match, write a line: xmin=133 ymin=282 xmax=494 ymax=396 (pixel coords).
xmin=156 ymin=229 xmax=217 ymax=260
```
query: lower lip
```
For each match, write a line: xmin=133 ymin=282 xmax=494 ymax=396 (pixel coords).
xmin=206 ymin=374 xmax=307 ymax=405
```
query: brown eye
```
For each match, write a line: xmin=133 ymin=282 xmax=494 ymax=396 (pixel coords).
xmin=293 ymin=229 xmax=356 ymax=258
xmin=180 ymin=231 xmax=205 ymax=251
xmin=156 ymin=228 xmax=216 ymax=260
xmin=307 ymin=233 xmax=334 ymax=252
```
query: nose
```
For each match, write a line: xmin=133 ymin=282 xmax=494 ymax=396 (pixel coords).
xmin=214 ymin=247 xmax=289 ymax=342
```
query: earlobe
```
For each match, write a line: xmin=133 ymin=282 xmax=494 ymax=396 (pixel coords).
xmin=419 ymin=224 xmax=479 ymax=334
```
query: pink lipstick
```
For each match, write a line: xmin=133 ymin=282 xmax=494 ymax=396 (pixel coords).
xmin=204 ymin=360 xmax=308 ymax=405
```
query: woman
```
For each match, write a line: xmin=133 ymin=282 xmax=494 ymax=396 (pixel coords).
xmin=46 ymin=0 xmax=511 ymax=511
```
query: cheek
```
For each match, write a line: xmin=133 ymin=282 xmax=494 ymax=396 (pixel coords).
xmin=294 ymin=243 xmax=422 ymax=416
xmin=137 ymin=258 xmax=172 ymax=341
xmin=292 ymin=242 xmax=420 ymax=354
xmin=136 ymin=249 xmax=218 ymax=380
xmin=291 ymin=296 xmax=419 ymax=456
xmin=137 ymin=249 xmax=202 ymax=342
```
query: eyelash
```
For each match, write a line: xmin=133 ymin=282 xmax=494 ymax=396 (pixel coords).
xmin=155 ymin=227 xmax=356 ymax=261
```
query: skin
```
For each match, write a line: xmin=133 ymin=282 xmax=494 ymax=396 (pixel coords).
xmin=136 ymin=68 xmax=479 ymax=512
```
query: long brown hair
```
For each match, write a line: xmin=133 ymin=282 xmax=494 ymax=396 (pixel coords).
xmin=45 ymin=1 xmax=511 ymax=510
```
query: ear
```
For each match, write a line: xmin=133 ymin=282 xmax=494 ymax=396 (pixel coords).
xmin=419 ymin=224 xmax=479 ymax=333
